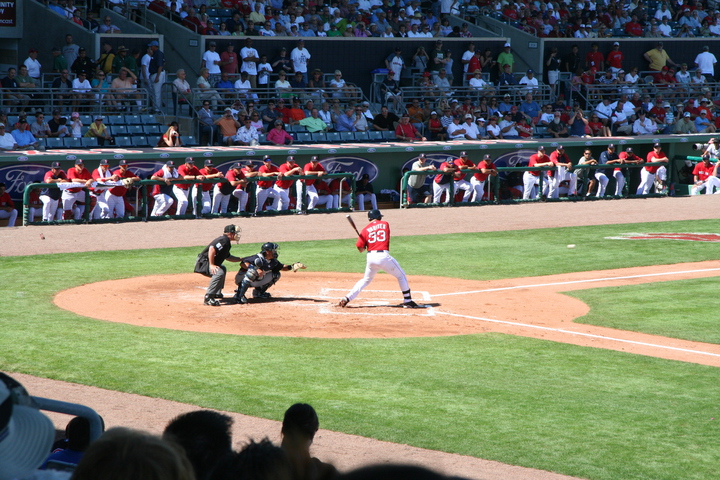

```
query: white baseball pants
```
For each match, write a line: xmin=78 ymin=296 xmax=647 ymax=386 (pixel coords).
xmin=522 ymin=172 xmax=539 ymax=200
xmin=432 ymin=182 xmax=451 ymax=203
xmin=211 ymin=186 xmax=230 ymax=213
xmin=0 ymin=208 xmax=18 ymax=227
xmin=453 ymin=179 xmax=473 ymax=201
xmin=232 ymin=189 xmax=249 ymax=212
xmin=172 ymin=185 xmax=191 ymax=215
xmin=345 ymin=250 xmax=410 ymax=303
xmin=470 ymin=177 xmax=485 ymax=202
xmin=356 ymin=193 xmax=377 ymax=211
xmin=152 ymin=193 xmax=174 ymax=216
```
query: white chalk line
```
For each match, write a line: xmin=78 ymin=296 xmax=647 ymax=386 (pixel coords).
xmin=319 ymin=289 xmax=436 ymax=316
xmin=434 ymin=310 xmax=720 ymax=358
xmin=431 ymin=267 xmax=720 ymax=297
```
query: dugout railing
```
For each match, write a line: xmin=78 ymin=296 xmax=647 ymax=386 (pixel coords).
xmin=400 ymin=160 xmax=670 ymax=208
xmin=21 ymin=172 xmax=356 ymax=226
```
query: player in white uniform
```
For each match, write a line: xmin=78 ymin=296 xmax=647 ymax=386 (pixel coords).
xmin=339 ymin=209 xmax=420 ymax=308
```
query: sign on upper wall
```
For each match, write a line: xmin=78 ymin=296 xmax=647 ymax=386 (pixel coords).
xmin=0 ymin=1 xmax=17 ymax=27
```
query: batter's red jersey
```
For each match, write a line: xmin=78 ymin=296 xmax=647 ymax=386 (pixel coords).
xmin=276 ymin=162 xmax=300 ymax=189
xmin=357 ymin=219 xmax=391 ymax=251
xmin=693 ymin=161 xmax=714 ymax=181
xmin=303 ymin=162 xmax=325 ymax=186
xmin=257 ymin=164 xmax=278 ymax=188
xmin=474 ymin=160 xmax=496 ymax=182
xmin=177 ymin=164 xmax=201 ymax=190
xmin=66 ymin=167 xmax=91 ymax=193
xmin=453 ymin=157 xmax=474 ymax=181
xmin=646 ymin=150 xmax=666 ymax=174
xmin=226 ymin=169 xmax=246 ymax=190
xmin=199 ymin=167 xmax=219 ymax=192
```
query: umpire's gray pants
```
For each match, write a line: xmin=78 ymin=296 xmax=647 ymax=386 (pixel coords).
xmin=207 ymin=265 xmax=226 ymax=297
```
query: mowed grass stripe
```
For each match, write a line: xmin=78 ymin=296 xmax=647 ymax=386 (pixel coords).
xmin=2 ymin=219 xmax=720 ymax=480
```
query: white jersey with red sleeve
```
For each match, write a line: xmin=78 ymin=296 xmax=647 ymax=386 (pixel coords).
xmin=303 ymin=162 xmax=325 ymax=186
xmin=276 ymin=162 xmax=300 ymax=189
xmin=357 ymin=219 xmax=391 ymax=251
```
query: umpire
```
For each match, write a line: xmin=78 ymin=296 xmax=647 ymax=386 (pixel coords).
xmin=195 ymin=224 xmax=242 ymax=306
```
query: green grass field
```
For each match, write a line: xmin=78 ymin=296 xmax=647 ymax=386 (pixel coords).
xmin=2 ymin=219 xmax=720 ymax=480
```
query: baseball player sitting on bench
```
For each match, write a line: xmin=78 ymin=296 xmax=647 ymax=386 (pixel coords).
xmin=233 ymin=242 xmax=306 ymax=304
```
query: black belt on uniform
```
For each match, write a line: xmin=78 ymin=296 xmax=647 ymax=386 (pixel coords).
xmin=370 ymin=250 xmax=387 ymax=253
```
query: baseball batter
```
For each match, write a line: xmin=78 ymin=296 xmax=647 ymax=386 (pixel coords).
xmin=233 ymin=242 xmax=306 ymax=304
xmin=339 ymin=209 xmax=420 ymax=308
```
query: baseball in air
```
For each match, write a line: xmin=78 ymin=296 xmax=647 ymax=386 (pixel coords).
xmin=567 ymin=244 xmax=576 ymax=249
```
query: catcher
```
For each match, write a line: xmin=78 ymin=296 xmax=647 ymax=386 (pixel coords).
xmin=233 ymin=242 xmax=306 ymax=304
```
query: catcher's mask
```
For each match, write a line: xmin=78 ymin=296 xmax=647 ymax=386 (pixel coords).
xmin=368 ymin=209 xmax=383 ymax=221
xmin=261 ymin=242 xmax=279 ymax=259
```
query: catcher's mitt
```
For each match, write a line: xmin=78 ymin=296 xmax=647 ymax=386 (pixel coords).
xmin=122 ymin=178 xmax=136 ymax=188
xmin=291 ymin=262 xmax=307 ymax=272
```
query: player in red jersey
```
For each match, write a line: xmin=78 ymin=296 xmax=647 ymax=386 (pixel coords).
xmin=255 ymin=155 xmax=280 ymax=214
xmin=176 ymin=157 xmax=205 ymax=215
xmin=328 ymin=176 xmax=352 ymax=209
xmin=297 ymin=155 xmax=326 ymax=212
xmin=523 ymin=146 xmax=553 ymax=200
xmin=107 ymin=159 xmax=140 ymax=218
xmin=548 ymin=145 xmax=578 ymax=198
xmin=0 ymin=182 xmax=18 ymax=227
xmin=62 ymin=158 xmax=93 ymax=220
xmin=40 ymin=161 xmax=68 ymax=222
xmin=339 ymin=209 xmax=420 ymax=309
xmin=472 ymin=154 xmax=498 ymax=202
xmin=226 ymin=162 xmax=248 ymax=214
xmin=197 ymin=159 xmax=224 ymax=215
xmin=274 ymin=155 xmax=302 ymax=211
xmin=452 ymin=151 xmax=475 ymax=202
xmin=432 ymin=156 xmax=457 ymax=204
xmin=692 ymin=154 xmax=720 ymax=194
xmin=636 ymin=142 xmax=669 ymax=194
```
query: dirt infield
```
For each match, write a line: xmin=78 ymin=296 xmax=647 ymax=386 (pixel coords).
xmin=5 ymin=196 xmax=720 ymax=480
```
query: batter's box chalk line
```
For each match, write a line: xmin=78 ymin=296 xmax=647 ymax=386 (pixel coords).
xmin=319 ymin=289 xmax=435 ymax=316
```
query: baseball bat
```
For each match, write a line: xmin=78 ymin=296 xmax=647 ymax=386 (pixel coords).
xmin=346 ymin=215 xmax=361 ymax=237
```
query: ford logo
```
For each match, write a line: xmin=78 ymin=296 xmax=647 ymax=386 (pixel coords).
xmin=550 ymin=142 xmax=558 ymax=148
xmin=17 ymin=156 xmax=28 ymax=162
xmin=480 ymin=144 xmax=488 ymax=149
xmin=160 ymin=153 xmax=170 ymax=158
xmin=320 ymin=156 xmax=378 ymax=182
xmin=405 ymin=146 xmax=415 ymax=152
xmin=203 ymin=152 xmax=213 ymax=157
xmin=367 ymin=148 xmax=376 ymax=153
xmin=66 ymin=155 xmax=77 ymax=161
xmin=680 ymin=137 xmax=688 ymax=142
xmin=514 ymin=143 xmax=523 ymax=149
xmin=0 ymin=163 xmax=53 ymax=201
xmin=114 ymin=154 xmax=124 ymax=159
xmin=442 ymin=145 xmax=452 ymax=150
xmin=619 ymin=139 xmax=627 ymax=144
xmin=288 ymin=149 xmax=297 ymax=154
xmin=652 ymin=138 xmax=660 ymax=143
xmin=246 ymin=150 xmax=255 ymax=156
xmin=328 ymin=149 xmax=337 ymax=154
xmin=585 ymin=141 xmax=593 ymax=146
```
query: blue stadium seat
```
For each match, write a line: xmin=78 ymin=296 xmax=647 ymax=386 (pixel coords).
xmin=115 ymin=136 xmax=133 ymax=147
xmin=81 ymin=137 xmax=99 ymax=147
xmin=125 ymin=115 xmax=143 ymax=125
xmin=143 ymin=125 xmax=162 ymax=135
xmin=257 ymin=133 xmax=268 ymax=144
xmin=381 ymin=131 xmax=396 ymax=141
xmin=110 ymin=125 xmax=128 ymax=136
xmin=339 ymin=132 xmax=355 ymax=142
xmin=141 ymin=114 xmax=161 ymax=125
xmin=354 ymin=132 xmax=369 ymax=142
xmin=105 ymin=115 xmax=125 ymax=125
xmin=45 ymin=137 xmax=64 ymax=149
xmin=147 ymin=135 xmax=161 ymax=146
xmin=368 ymin=131 xmax=383 ymax=142
xmin=184 ymin=135 xmax=199 ymax=146
xmin=127 ymin=125 xmax=144 ymax=136
xmin=296 ymin=132 xmax=312 ymax=143
xmin=133 ymin=135 xmax=150 ymax=147
xmin=311 ymin=133 xmax=327 ymax=142
xmin=325 ymin=132 xmax=341 ymax=142
xmin=63 ymin=137 xmax=82 ymax=148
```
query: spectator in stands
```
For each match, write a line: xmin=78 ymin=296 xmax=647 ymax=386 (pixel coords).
xmin=96 ymin=42 xmax=116 ymax=76
xmin=299 ymin=108 xmax=329 ymax=133
xmin=611 ymin=102 xmax=633 ymax=135
xmin=148 ymin=40 xmax=166 ymax=113
xmin=23 ymin=48 xmax=41 ymax=82
xmin=234 ymin=71 xmax=258 ymax=100
xmin=429 ymin=40 xmax=447 ymax=79
xmin=1 ymin=68 xmax=29 ymax=113
xmin=386 ymin=47 xmax=405 ymax=79
xmin=395 ymin=113 xmax=426 ymax=141
xmin=335 ymin=108 xmax=357 ymax=132
xmin=266 ymin=120 xmax=293 ymax=145
xmin=71 ymin=72 xmax=93 ymax=111
xmin=291 ymin=39 xmax=311 ymax=82
xmin=52 ymin=46 xmax=68 ymax=74
xmin=239 ymin=38 xmax=260 ymax=88
xmin=99 ymin=15 xmax=121 ymax=33
xmin=272 ymin=47 xmax=293 ymax=73
xmin=694 ymin=45 xmax=717 ymax=81
xmin=71 ymin=48 xmax=95 ymax=80
xmin=695 ymin=110 xmax=716 ymax=133
xmin=111 ymin=67 xmax=140 ymax=111
xmin=41 ymin=416 xmax=91 ymax=470
xmin=380 ymin=70 xmax=402 ymax=112
xmin=85 ymin=116 xmax=112 ymax=146
xmin=73 ymin=427 xmax=194 ymax=480
xmin=644 ymin=42 xmax=677 ymax=71
xmin=158 ymin=122 xmax=183 ymax=147
xmin=31 ymin=112 xmax=51 ymax=139
xmin=202 ymin=41 xmax=222 ymax=87
xmin=497 ymin=42 xmax=514 ymax=74
xmin=445 ymin=115 xmax=466 ymax=140
xmin=62 ymin=34 xmax=80 ymax=68
xmin=212 ymin=107 xmax=239 ymax=145
xmin=372 ymin=105 xmax=398 ymax=131
xmin=197 ymin=68 xmax=223 ymax=108
xmin=11 ymin=118 xmax=39 ymax=149
xmin=280 ymin=403 xmax=338 ymax=480
xmin=275 ymin=70 xmax=293 ymax=99
xmin=547 ymin=111 xmax=568 ymax=137
xmin=675 ymin=110 xmax=697 ymax=133
xmin=172 ymin=68 xmax=192 ymax=107
xmin=291 ymin=70 xmax=308 ymax=94
xmin=566 ymin=108 xmax=588 ymax=137
xmin=0 ymin=123 xmax=18 ymax=151
xmin=197 ymin=102 xmax=217 ymax=145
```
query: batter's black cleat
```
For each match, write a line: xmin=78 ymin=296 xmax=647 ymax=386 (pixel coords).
xmin=204 ymin=296 xmax=221 ymax=307
xmin=402 ymin=301 xmax=422 ymax=309
xmin=338 ymin=297 xmax=349 ymax=307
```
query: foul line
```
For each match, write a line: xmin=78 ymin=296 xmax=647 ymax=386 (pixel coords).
xmin=432 ymin=267 xmax=720 ymax=297
xmin=435 ymin=310 xmax=720 ymax=358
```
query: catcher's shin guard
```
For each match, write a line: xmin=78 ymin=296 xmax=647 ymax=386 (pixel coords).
xmin=235 ymin=278 xmax=252 ymax=301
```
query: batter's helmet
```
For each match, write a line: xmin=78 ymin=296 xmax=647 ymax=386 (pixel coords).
xmin=368 ymin=209 xmax=383 ymax=221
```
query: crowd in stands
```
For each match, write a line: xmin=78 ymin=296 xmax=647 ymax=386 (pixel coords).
xmin=2 ymin=371 xmax=463 ymax=480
